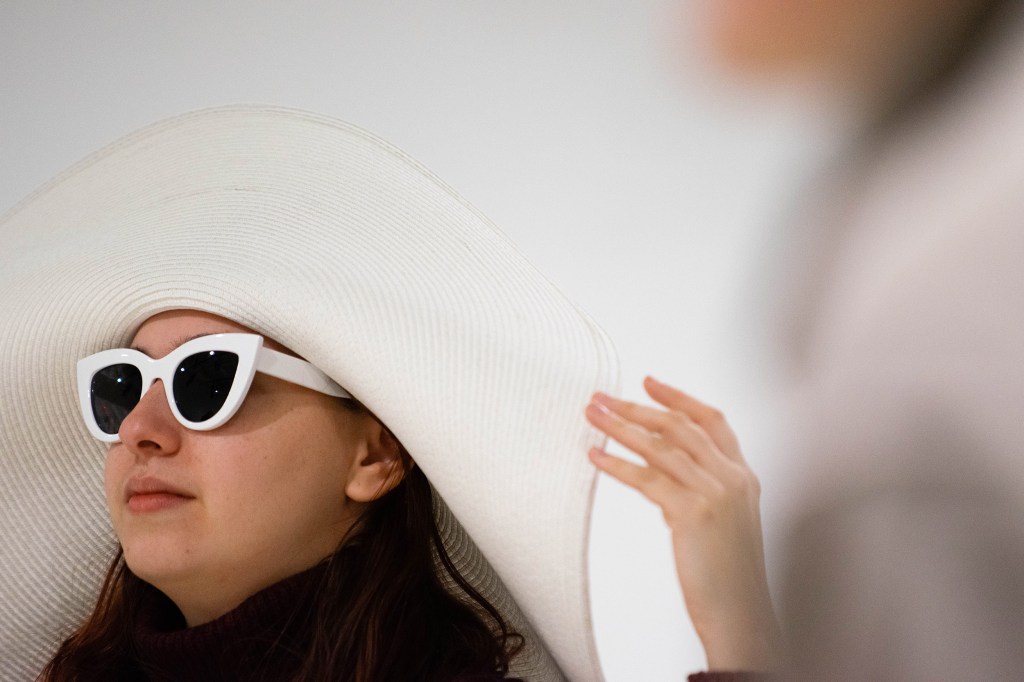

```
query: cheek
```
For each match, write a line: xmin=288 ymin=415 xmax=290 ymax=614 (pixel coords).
xmin=205 ymin=415 xmax=355 ymax=522
xmin=103 ymin=447 xmax=130 ymax=525
xmin=181 ymin=392 xmax=365 ymax=568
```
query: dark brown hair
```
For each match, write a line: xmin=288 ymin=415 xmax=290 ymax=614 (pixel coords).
xmin=40 ymin=415 xmax=523 ymax=681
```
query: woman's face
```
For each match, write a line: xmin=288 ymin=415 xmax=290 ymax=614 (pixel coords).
xmin=104 ymin=309 xmax=397 ymax=626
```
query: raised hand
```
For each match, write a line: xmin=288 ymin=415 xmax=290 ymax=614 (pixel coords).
xmin=585 ymin=376 xmax=781 ymax=671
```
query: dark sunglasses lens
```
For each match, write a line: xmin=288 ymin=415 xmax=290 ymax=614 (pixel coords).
xmin=173 ymin=351 xmax=240 ymax=423
xmin=91 ymin=364 xmax=143 ymax=435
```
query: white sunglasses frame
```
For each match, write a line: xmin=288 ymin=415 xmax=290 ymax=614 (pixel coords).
xmin=76 ymin=332 xmax=351 ymax=443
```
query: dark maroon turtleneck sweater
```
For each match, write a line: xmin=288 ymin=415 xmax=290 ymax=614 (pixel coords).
xmin=130 ymin=560 xmax=521 ymax=681
xmin=132 ymin=563 xmax=323 ymax=681
xmin=129 ymin=561 xmax=760 ymax=681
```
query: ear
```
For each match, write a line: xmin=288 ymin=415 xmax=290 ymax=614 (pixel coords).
xmin=345 ymin=418 xmax=407 ymax=502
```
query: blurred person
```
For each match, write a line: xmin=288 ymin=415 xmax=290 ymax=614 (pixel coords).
xmin=698 ymin=0 xmax=1024 ymax=678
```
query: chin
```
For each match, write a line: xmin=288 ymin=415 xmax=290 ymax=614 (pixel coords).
xmin=120 ymin=535 xmax=201 ymax=587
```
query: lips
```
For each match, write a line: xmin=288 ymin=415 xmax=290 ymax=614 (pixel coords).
xmin=125 ymin=475 xmax=195 ymax=513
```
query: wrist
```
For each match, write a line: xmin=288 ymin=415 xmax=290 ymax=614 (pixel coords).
xmin=697 ymin=611 xmax=784 ymax=672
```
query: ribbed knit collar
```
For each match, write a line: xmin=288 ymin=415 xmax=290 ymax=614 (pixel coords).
xmin=132 ymin=562 xmax=326 ymax=682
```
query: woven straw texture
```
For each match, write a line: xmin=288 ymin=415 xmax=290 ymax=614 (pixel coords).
xmin=0 ymin=106 xmax=618 ymax=681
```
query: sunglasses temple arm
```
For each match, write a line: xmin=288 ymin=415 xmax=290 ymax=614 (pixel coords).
xmin=256 ymin=349 xmax=352 ymax=399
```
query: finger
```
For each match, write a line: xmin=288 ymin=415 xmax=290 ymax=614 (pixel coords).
xmin=643 ymin=377 xmax=744 ymax=462
xmin=585 ymin=402 xmax=719 ymax=490
xmin=593 ymin=391 xmax=691 ymax=436
xmin=589 ymin=447 xmax=710 ymax=510
xmin=592 ymin=392 xmax=726 ymax=472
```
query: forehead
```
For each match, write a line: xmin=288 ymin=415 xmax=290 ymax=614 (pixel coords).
xmin=129 ymin=310 xmax=258 ymax=358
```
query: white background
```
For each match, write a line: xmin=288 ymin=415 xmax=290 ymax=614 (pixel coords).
xmin=1 ymin=2 xmax=829 ymax=679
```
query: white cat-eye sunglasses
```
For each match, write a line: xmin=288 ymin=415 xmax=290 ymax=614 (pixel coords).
xmin=77 ymin=333 xmax=351 ymax=443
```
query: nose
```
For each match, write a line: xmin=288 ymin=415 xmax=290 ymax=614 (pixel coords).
xmin=118 ymin=380 xmax=182 ymax=458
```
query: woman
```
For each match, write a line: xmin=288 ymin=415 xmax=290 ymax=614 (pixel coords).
xmin=0 ymin=106 xmax=777 ymax=680
xmin=48 ymin=309 xmax=523 ymax=680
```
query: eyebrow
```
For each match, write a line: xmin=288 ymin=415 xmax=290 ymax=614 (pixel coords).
xmin=130 ymin=331 xmax=227 ymax=355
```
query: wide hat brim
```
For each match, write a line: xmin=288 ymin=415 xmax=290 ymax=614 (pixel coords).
xmin=0 ymin=105 xmax=619 ymax=681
